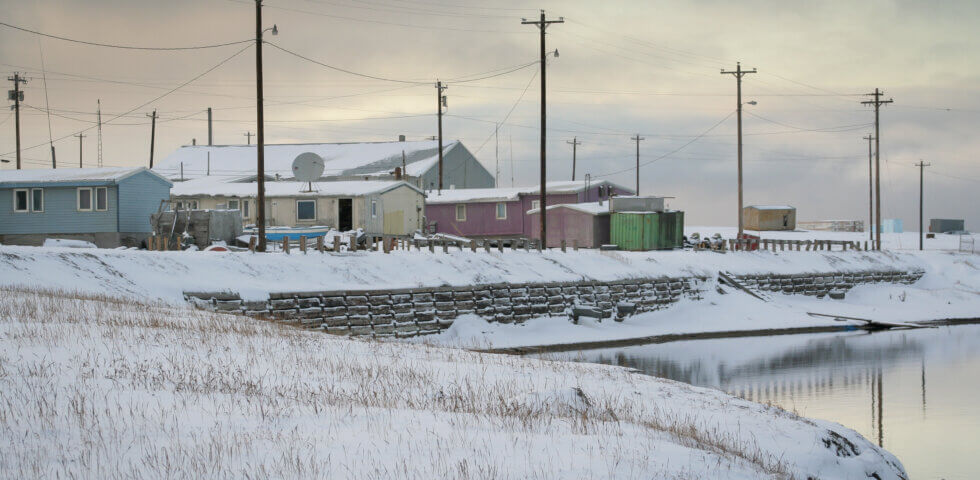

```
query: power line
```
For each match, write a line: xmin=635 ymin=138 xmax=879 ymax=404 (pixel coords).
xmin=1 ymin=43 xmax=252 ymax=157
xmin=0 ymin=21 xmax=253 ymax=51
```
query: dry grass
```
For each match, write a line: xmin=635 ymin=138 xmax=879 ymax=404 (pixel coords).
xmin=0 ymin=287 xmax=898 ymax=479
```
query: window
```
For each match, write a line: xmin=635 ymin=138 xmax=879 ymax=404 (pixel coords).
xmin=175 ymin=201 xmax=184 ymax=211
xmin=455 ymin=204 xmax=466 ymax=221
xmin=95 ymin=187 xmax=108 ymax=211
xmin=242 ymin=200 xmax=250 ymax=218
xmin=188 ymin=200 xmax=198 ymax=210
xmin=296 ymin=200 xmax=316 ymax=221
xmin=495 ymin=202 xmax=507 ymax=220
xmin=77 ymin=188 xmax=93 ymax=211
xmin=13 ymin=189 xmax=28 ymax=212
xmin=531 ymin=200 xmax=541 ymax=211
xmin=31 ymin=189 xmax=43 ymax=212
xmin=228 ymin=199 xmax=240 ymax=211
xmin=371 ymin=200 xmax=378 ymax=218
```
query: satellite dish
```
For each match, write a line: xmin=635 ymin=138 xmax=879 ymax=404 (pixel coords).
xmin=292 ymin=152 xmax=325 ymax=182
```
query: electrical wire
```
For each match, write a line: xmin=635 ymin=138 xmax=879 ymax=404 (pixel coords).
xmin=1 ymin=43 xmax=252 ymax=157
xmin=591 ymin=110 xmax=735 ymax=178
xmin=471 ymin=69 xmax=537 ymax=156
xmin=0 ymin=21 xmax=253 ymax=51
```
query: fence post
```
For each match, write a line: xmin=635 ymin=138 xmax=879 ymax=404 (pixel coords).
xmin=561 ymin=239 xmax=566 ymax=253
xmin=316 ymin=236 xmax=324 ymax=252
xmin=162 ymin=236 xmax=169 ymax=251
xmin=864 ymin=240 xmax=869 ymax=251
xmin=796 ymin=241 xmax=801 ymax=251
xmin=573 ymin=239 xmax=579 ymax=251
xmin=498 ymin=240 xmax=504 ymax=253
xmin=428 ymin=239 xmax=435 ymax=253
xmin=483 ymin=239 xmax=490 ymax=253
xmin=843 ymin=242 xmax=848 ymax=251
xmin=524 ymin=239 xmax=530 ymax=252
xmin=442 ymin=240 xmax=448 ymax=254
xmin=333 ymin=235 xmax=341 ymax=253
xmin=300 ymin=235 xmax=307 ymax=254
xmin=283 ymin=236 xmax=290 ymax=254
xmin=470 ymin=240 xmax=477 ymax=252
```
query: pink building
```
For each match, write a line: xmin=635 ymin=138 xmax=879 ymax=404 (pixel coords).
xmin=528 ymin=203 xmax=611 ymax=248
xmin=425 ymin=181 xmax=631 ymax=239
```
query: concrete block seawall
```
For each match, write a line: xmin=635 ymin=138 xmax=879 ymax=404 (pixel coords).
xmin=186 ymin=268 xmax=924 ymax=339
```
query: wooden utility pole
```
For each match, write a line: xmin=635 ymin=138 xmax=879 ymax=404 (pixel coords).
xmin=721 ymin=62 xmax=757 ymax=237
xmin=147 ymin=109 xmax=157 ymax=168
xmin=631 ymin=135 xmax=644 ymax=195
xmin=74 ymin=133 xmax=86 ymax=168
xmin=436 ymin=80 xmax=447 ymax=194
xmin=8 ymin=73 xmax=26 ymax=170
xmin=864 ymin=134 xmax=874 ymax=241
xmin=522 ymin=9 xmax=563 ymax=248
xmin=567 ymin=137 xmax=580 ymax=181
xmin=862 ymin=88 xmax=893 ymax=251
xmin=495 ymin=122 xmax=500 ymax=186
xmin=916 ymin=160 xmax=930 ymax=251
xmin=255 ymin=0 xmax=269 ymax=251
xmin=244 ymin=131 xmax=253 ymax=144
xmin=207 ymin=107 xmax=213 ymax=145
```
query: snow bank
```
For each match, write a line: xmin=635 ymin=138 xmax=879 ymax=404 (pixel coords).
xmin=41 ymin=238 xmax=97 ymax=249
xmin=0 ymin=244 xmax=936 ymax=303
xmin=0 ymin=288 xmax=908 ymax=479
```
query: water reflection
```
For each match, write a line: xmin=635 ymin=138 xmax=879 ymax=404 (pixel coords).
xmin=541 ymin=325 xmax=980 ymax=480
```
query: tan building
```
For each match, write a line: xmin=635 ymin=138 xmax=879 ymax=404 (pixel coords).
xmin=171 ymin=176 xmax=425 ymax=235
xmin=743 ymin=205 xmax=797 ymax=231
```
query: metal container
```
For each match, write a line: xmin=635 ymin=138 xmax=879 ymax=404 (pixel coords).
xmin=610 ymin=211 xmax=684 ymax=251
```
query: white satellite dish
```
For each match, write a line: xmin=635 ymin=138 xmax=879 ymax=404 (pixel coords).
xmin=292 ymin=152 xmax=325 ymax=192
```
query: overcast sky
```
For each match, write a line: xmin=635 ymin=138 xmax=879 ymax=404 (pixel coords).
xmin=2 ymin=0 xmax=979 ymax=233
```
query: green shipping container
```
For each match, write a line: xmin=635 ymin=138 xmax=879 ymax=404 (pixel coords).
xmin=610 ymin=211 xmax=685 ymax=251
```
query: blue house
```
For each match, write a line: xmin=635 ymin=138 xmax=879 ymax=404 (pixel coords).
xmin=0 ymin=167 xmax=172 ymax=247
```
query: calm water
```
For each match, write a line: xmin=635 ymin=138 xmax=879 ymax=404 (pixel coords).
xmin=541 ymin=325 xmax=980 ymax=480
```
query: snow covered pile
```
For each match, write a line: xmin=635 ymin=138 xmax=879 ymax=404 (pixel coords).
xmin=0 ymin=287 xmax=907 ymax=479
xmin=41 ymin=238 xmax=97 ymax=249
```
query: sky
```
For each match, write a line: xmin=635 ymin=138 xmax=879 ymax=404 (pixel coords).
xmin=2 ymin=0 xmax=979 ymax=231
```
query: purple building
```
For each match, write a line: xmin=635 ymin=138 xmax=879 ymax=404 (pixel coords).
xmin=528 ymin=203 xmax=611 ymax=248
xmin=425 ymin=181 xmax=631 ymax=239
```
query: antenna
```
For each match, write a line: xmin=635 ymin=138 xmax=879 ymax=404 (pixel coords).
xmin=292 ymin=152 xmax=325 ymax=193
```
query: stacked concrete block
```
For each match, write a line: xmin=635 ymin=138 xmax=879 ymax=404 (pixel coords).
xmin=734 ymin=270 xmax=923 ymax=298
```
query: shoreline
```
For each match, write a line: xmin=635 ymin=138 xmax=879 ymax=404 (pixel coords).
xmin=475 ymin=317 xmax=980 ymax=355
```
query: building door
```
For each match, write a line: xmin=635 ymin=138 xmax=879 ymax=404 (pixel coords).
xmin=339 ymin=198 xmax=353 ymax=231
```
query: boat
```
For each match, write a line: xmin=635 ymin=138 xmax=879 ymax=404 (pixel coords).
xmin=242 ymin=226 xmax=335 ymax=241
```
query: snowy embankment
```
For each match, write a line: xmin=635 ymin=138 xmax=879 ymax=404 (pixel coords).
xmin=0 ymin=288 xmax=908 ymax=479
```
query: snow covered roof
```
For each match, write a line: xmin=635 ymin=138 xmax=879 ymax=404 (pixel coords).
xmin=153 ymin=140 xmax=458 ymax=181
xmin=426 ymin=180 xmax=630 ymax=204
xmin=171 ymin=176 xmax=422 ymax=198
xmin=0 ymin=167 xmax=171 ymax=187
xmin=747 ymin=205 xmax=796 ymax=210
xmin=527 ymin=202 xmax=611 ymax=215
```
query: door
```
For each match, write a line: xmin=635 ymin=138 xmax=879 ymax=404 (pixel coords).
xmin=338 ymin=198 xmax=353 ymax=231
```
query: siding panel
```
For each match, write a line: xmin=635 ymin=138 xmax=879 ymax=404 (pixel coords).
xmin=118 ymin=171 xmax=172 ymax=233
xmin=0 ymin=185 xmax=117 ymax=234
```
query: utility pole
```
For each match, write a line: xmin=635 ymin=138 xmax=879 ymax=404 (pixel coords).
xmin=567 ymin=137 xmax=580 ymax=181
xmin=207 ymin=107 xmax=213 ymax=145
xmin=255 ymin=0 xmax=276 ymax=252
xmin=436 ymin=80 xmax=447 ymax=194
xmin=495 ymin=122 xmax=500 ymax=186
xmin=721 ymin=62 xmax=757 ymax=237
xmin=8 ymin=73 xmax=26 ymax=170
xmin=96 ymin=99 xmax=103 ymax=167
xmin=862 ymin=88 xmax=893 ymax=251
xmin=631 ymin=135 xmax=644 ymax=194
xmin=244 ymin=131 xmax=254 ymax=145
xmin=74 ymin=133 xmax=86 ymax=168
xmin=916 ymin=160 xmax=930 ymax=251
xmin=864 ymin=134 xmax=874 ymax=241
xmin=147 ymin=109 xmax=157 ymax=168
xmin=523 ymin=9 xmax=563 ymax=248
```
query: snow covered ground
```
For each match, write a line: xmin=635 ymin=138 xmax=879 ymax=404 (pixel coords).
xmin=0 ymin=287 xmax=908 ymax=479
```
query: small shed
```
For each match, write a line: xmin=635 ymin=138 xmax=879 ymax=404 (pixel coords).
xmin=743 ymin=205 xmax=796 ymax=231
xmin=528 ymin=202 xmax=611 ymax=248
xmin=610 ymin=211 xmax=685 ymax=251
xmin=0 ymin=167 xmax=172 ymax=247
xmin=930 ymin=218 xmax=965 ymax=233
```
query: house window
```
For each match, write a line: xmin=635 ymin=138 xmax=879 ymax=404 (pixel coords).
xmin=13 ymin=189 xmax=28 ymax=212
xmin=77 ymin=188 xmax=93 ymax=211
xmin=531 ymin=200 xmax=541 ymax=211
xmin=296 ymin=200 xmax=316 ymax=221
xmin=242 ymin=200 xmax=250 ymax=218
xmin=371 ymin=200 xmax=377 ymax=218
xmin=495 ymin=202 xmax=507 ymax=220
xmin=455 ymin=204 xmax=466 ymax=221
xmin=95 ymin=187 xmax=108 ymax=211
xmin=31 ymin=189 xmax=44 ymax=212
xmin=175 ymin=201 xmax=184 ymax=211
